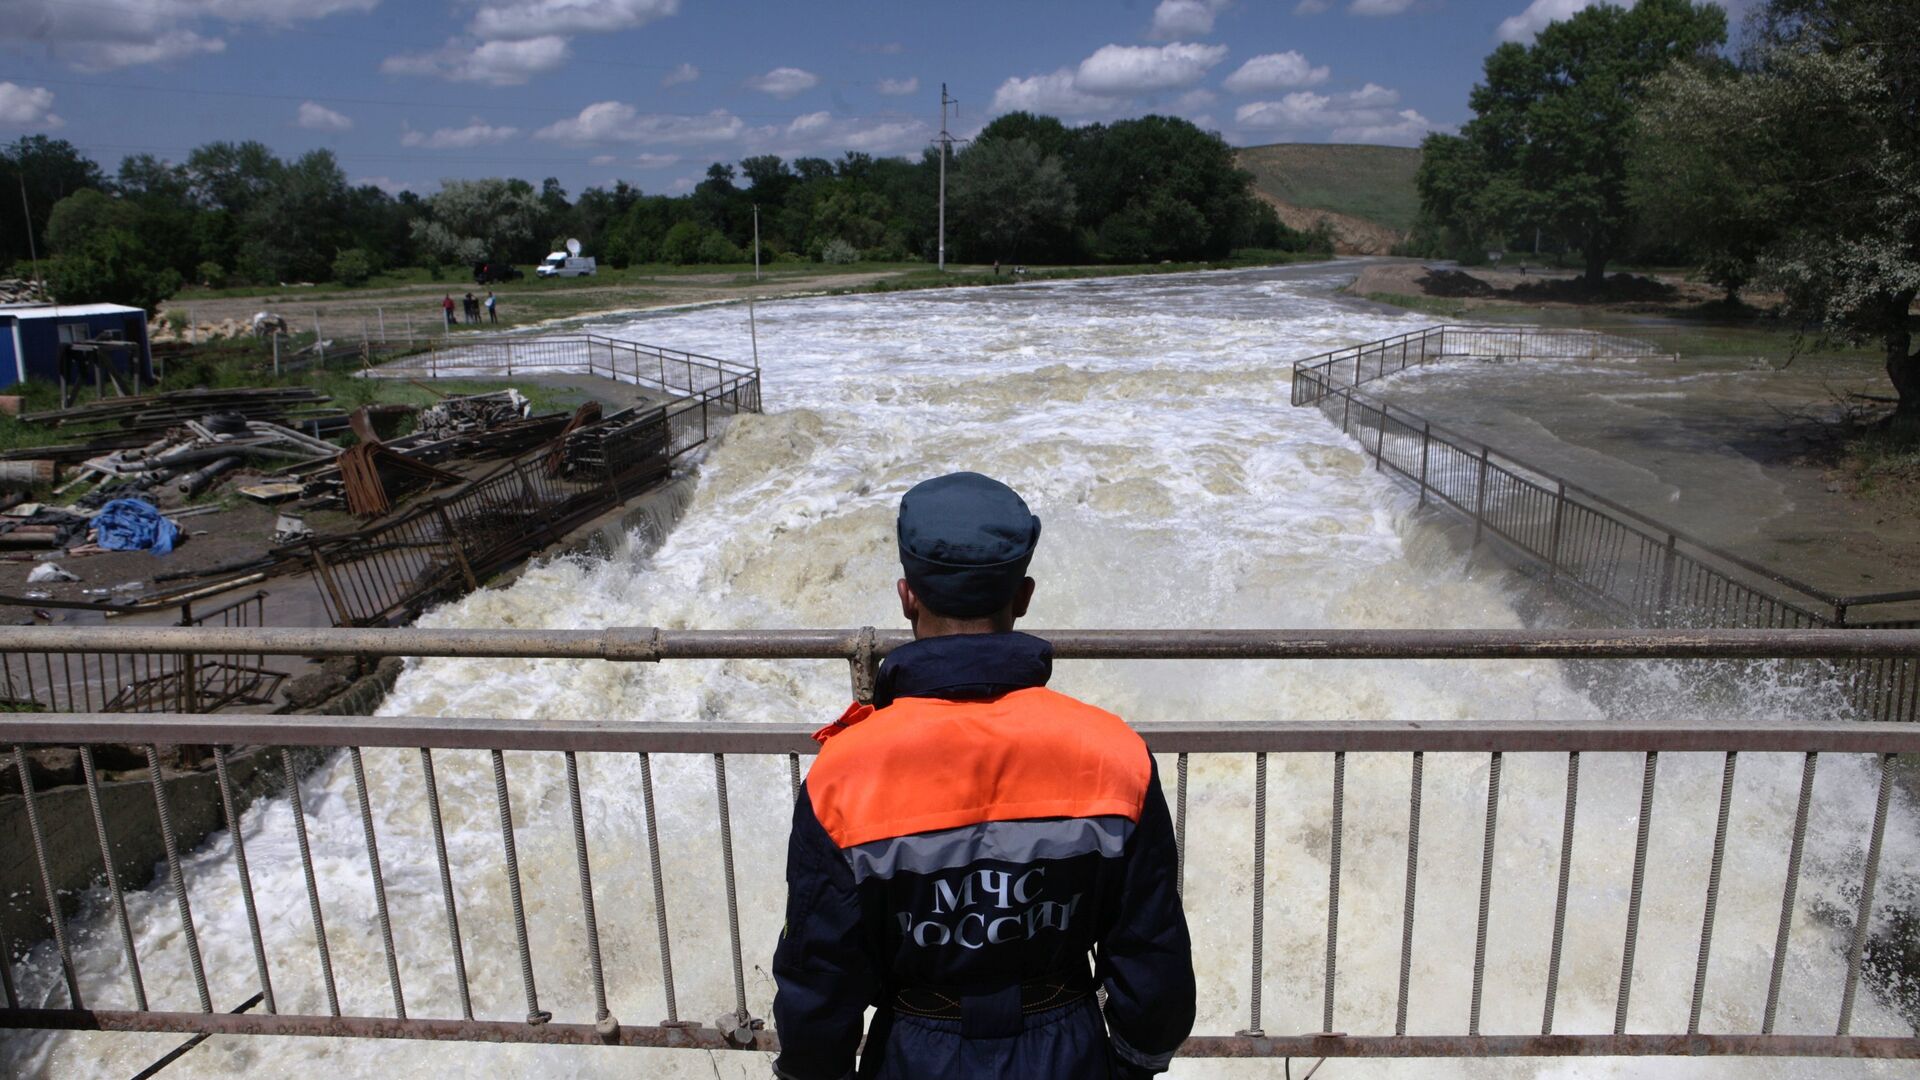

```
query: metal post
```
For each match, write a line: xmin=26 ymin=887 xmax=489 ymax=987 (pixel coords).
xmin=1472 ymin=445 xmax=1491 ymax=549
xmin=272 ymin=333 xmax=280 ymax=376
xmin=1242 ymin=752 xmax=1268 ymax=1038
xmin=1374 ymin=403 xmax=1388 ymax=471
xmin=1547 ymin=481 xmax=1567 ymax=583
xmin=1417 ymin=422 xmax=1432 ymax=506
xmin=1838 ymin=753 xmax=1896 ymax=1035
xmin=1656 ymin=532 xmax=1679 ymax=625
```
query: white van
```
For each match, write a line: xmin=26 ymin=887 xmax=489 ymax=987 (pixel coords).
xmin=537 ymin=251 xmax=597 ymax=278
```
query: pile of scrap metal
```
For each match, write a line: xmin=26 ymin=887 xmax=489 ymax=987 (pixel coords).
xmin=293 ymin=389 xmax=569 ymax=513
xmin=418 ymin=389 xmax=530 ymax=440
xmin=58 ymin=415 xmax=343 ymax=498
xmin=0 ymin=503 xmax=91 ymax=550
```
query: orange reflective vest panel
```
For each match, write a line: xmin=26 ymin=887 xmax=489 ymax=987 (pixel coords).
xmin=806 ymin=686 xmax=1153 ymax=850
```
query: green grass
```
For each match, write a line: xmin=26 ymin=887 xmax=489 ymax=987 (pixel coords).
xmin=1236 ymin=143 xmax=1423 ymax=232
xmin=1363 ymin=291 xmax=1474 ymax=319
xmin=1845 ymin=426 xmax=1920 ymax=497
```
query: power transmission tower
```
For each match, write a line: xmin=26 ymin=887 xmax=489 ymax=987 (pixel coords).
xmin=934 ymin=83 xmax=961 ymax=272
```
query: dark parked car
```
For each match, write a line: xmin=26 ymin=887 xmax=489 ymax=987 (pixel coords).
xmin=473 ymin=261 xmax=524 ymax=284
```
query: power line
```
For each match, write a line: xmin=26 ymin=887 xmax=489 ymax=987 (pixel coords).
xmin=0 ymin=72 xmax=930 ymax=123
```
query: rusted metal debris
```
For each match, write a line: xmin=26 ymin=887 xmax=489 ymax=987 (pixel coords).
xmin=544 ymin=401 xmax=603 ymax=476
xmin=337 ymin=441 xmax=464 ymax=517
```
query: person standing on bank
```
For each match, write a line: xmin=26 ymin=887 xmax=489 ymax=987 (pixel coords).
xmin=772 ymin=472 xmax=1195 ymax=1080
xmin=442 ymin=293 xmax=455 ymax=328
xmin=485 ymin=290 xmax=498 ymax=324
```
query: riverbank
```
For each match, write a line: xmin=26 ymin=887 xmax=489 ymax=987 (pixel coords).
xmin=1347 ymin=267 xmax=1920 ymax=598
xmin=155 ymin=252 xmax=1334 ymax=339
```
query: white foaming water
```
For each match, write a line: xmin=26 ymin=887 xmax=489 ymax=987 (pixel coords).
xmin=7 ymin=264 xmax=1914 ymax=1078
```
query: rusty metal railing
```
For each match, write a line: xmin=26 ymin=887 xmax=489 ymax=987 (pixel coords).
xmin=1289 ymin=326 xmax=1920 ymax=723
xmin=0 ymin=627 xmax=1916 ymax=1061
xmin=307 ymin=373 xmax=757 ymax=628
xmin=0 ymin=592 xmax=279 ymax=714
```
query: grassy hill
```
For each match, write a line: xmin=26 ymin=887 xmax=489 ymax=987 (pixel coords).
xmin=1235 ymin=143 xmax=1423 ymax=234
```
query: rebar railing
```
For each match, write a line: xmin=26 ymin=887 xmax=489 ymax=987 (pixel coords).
xmin=306 ymin=371 xmax=757 ymax=628
xmin=366 ymin=333 xmax=760 ymax=409
xmin=1288 ymin=326 xmax=1920 ymax=723
xmin=0 ymin=592 xmax=279 ymax=714
xmin=0 ymin=627 xmax=1916 ymax=1060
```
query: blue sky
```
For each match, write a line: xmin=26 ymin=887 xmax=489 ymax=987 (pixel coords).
xmin=0 ymin=0 xmax=1738 ymax=198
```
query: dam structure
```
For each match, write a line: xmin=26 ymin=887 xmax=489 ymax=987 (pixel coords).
xmin=1 ymin=263 xmax=1915 ymax=1078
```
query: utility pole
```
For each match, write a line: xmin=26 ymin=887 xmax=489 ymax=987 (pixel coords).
xmin=935 ymin=83 xmax=959 ymax=272
xmin=18 ymin=173 xmax=39 ymax=285
xmin=753 ymin=204 xmax=761 ymax=282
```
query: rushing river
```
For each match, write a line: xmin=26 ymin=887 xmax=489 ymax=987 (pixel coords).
xmin=6 ymin=263 xmax=1914 ymax=1078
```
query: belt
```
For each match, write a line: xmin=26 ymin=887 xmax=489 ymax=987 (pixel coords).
xmin=891 ymin=972 xmax=1094 ymax=1023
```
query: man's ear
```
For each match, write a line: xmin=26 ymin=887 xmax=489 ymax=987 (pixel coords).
xmin=1011 ymin=577 xmax=1035 ymax=620
xmin=897 ymin=578 xmax=918 ymax=624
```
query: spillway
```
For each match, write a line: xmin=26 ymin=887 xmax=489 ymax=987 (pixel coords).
xmin=5 ymin=263 xmax=1913 ymax=1078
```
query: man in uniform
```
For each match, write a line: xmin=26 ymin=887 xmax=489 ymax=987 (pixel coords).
xmin=772 ymin=472 xmax=1195 ymax=1079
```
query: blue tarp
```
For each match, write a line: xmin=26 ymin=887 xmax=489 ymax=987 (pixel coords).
xmin=89 ymin=499 xmax=181 ymax=556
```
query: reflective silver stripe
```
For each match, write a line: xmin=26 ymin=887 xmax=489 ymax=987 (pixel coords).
xmin=847 ymin=816 xmax=1133 ymax=883
xmin=1110 ymin=1025 xmax=1177 ymax=1072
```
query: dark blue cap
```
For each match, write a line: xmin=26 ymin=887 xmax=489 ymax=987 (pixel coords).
xmin=897 ymin=472 xmax=1041 ymax=618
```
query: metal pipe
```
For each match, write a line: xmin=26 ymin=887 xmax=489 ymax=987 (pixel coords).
xmin=1838 ymin=753 xmax=1896 ymax=1035
xmin=1174 ymin=752 xmax=1188 ymax=897
xmin=1763 ymin=752 xmax=1818 ymax=1034
xmin=281 ymin=747 xmax=339 ymax=1017
xmin=1323 ymin=750 xmax=1345 ymax=1034
xmin=3 ymin=626 xmax=1920 ymax=662
xmin=637 ymin=752 xmax=679 ymax=1023
xmin=1244 ymin=752 xmax=1268 ymax=1038
xmin=491 ymin=750 xmax=549 ymax=1025
xmin=1615 ymin=751 xmax=1659 ymax=1034
xmin=418 ymin=748 xmax=471 ymax=1020
xmin=1689 ymin=752 xmax=1737 ymax=1035
xmin=565 ymin=751 xmax=614 ymax=1033
xmin=14 ymin=744 xmax=83 ymax=1008
xmin=16 ymin=716 xmax=1920 ymax=756
xmin=1469 ymin=752 xmax=1502 ymax=1037
xmin=348 ymin=747 xmax=406 ymax=1019
xmin=213 ymin=747 xmax=274 ymax=1014
xmin=714 ymin=753 xmax=751 ymax=1039
xmin=1396 ymin=751 xmax=1423 ymax=1038
xmin=9 ymin=1009 xmax=1916 ymax=1058
xmin=145 ymin=744 xmax=212 ymax=1012
xmin=80 ymin=745 xmax=147 ymax=1011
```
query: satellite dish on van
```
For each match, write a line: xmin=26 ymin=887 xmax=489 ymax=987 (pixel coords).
xmin=566 ymin=238 xmax=582 ymax=256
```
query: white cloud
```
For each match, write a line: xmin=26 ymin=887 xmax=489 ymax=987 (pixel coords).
xmin=746 ymin=66 xmax=820 ymax=99
xmin=877 ymin=76 xmax=919 ymax=96
xmin=1148 ymin=0 xmax=1229 ymax=40
xmin=535 ymin=102 xmax=746 ymax=144
xmin=1496 ymin=0 xmax=1597 ymax=41
xmin=668 ymin=174 xmax=697 ymax=193
xmin=470 ymin=0 xmax=678 ymax=41
xmin=990 ymin=70 xmax=1122 ymax=117
xmin=1234 ymin=83 xmax=1439 ymax=145
xmin=633 ymin=152 xmax=680 ymax=168
xmin=1294 ymin=0 xmax=1331 ymax=12
xmin=1075 ymin=42 xmax=1228 ymax=95
xmin=589 ymin=154 xmax=617 ymax=165
xmin=660 ymin=61 xmax=699 ymax=87
xmin=400 ymin=119 xmax=519 ymax=149
xmin=0 ymin=82 xmax=60 ymax=128
xmin=357 ymin=175 xmax=416 ymax=196
xmin=1173 ymin=88 xmax=1217 ymax=110
xmin=296 ymin=101 xmax=352 ymax=131
xmin=383 ymin=35 xmax=570 ymax=85
xmin=1223 ymin=51 xmax=1330 ymax=93
xmin=786 ymin=111 xmax=833 ymax=137
xmin=0 ymin=0 xmax=369 ymax=71
xmin=1350 ymin=0 xmax=1418 ymax=13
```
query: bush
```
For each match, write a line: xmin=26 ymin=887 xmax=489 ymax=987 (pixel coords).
xmin=47 ymin=228 xmax=181 ymax=313
xmin=331 ymin=248 xmax=372 ymax=286
xmin=773 ymin=250 xmax=807 ymax=264
xmin=196 ymin=260 xmax=226 ymax=288
xmin=821 ymin=238 xmax=860 ymax=265
xmin=659 ymin=221 xmax=707 ymax=265
xmin=695 ymin=230 xmax=743 ymax=264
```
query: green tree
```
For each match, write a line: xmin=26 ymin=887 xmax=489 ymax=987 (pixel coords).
xmin=952 ymin=137 xmax=1077 ymax=262
xmin=1636 ymin=0 xmax=1920 ymax=419
xmin=1423 ymin=0 xmax=1727 ymax=285
xmin=332 ymin=248 xmax=373 ymax=286
xmin=0 ymin=136 xmax=105 ymax=271
xmin=44 ymin=190 xmax=180 ymax=312
xmin=1069 ymin=115 xmax=1264 ymax=261
xmin=410 ymin=178 xmax=542 ymax=267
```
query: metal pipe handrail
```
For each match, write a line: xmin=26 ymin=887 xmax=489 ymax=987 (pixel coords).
xmin=4 ymin=626 xmax=1920 ymax=661
xmin=10 ymin=715 xmax=1920 ymax=755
